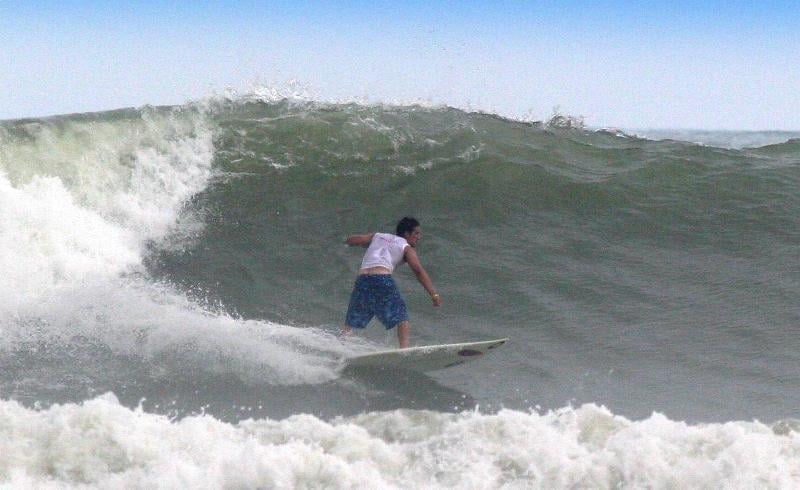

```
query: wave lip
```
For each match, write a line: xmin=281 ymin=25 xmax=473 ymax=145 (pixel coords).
xmin=0 ymin=108 xmax=215 ymax=309
xmin=1 ymin=395 xmax=799 ymax=489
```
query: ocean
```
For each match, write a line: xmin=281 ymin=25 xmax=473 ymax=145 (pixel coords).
xmin=1 ymin=96 xmax=800 ymax=488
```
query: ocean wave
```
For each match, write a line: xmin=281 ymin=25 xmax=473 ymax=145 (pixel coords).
xmin=1 ymin=394 xmax=798 ymax=489
xmin=0 ymin=103 xmax=350 ymax=391
xmin=3 ymin=97 xmax=800 ymax=425
xmin=0 ymin=106 xmax=214 ymax=307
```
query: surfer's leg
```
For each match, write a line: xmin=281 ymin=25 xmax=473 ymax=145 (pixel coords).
xmin=343 ymin=276 xmax=374 ymax=338
xmin=397 ymin=320 xmax=411 ymax=349
xmin=396 ymin=321 xmax=410 ymax=348
xmin=374 ymin=276 xmax=409 ymax=348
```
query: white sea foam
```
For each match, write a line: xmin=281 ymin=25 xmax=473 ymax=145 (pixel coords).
xmin=0 ymin=110 xmax=214 ymax=308
xmin=0 ymin=394 xmax=798 ymax=489
xmin=0 ymin=108 xmax=349 ymax=386
xmin=0 ymin=172 xmax=140 ymax=309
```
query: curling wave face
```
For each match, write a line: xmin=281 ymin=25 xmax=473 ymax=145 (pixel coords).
xmin=0 ymin=105 xmax=354 ymax=408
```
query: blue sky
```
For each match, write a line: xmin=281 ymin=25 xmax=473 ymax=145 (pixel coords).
xmin=2 ymin=1 xmax=799 ymax=129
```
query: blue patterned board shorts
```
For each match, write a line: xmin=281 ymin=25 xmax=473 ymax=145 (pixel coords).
xmin=345 ymin=274 xmax=409 ymax=329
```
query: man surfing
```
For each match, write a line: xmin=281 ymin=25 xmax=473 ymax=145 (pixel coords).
xmin=342 ymin=217 xmax=442 ymax=348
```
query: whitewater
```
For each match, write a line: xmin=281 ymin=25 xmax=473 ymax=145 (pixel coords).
xmin=1 ymin=96 xmax=800 ymax=488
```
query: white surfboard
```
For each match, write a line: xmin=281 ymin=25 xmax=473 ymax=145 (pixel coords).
xmin=343 ymin=338 xmax=508 ymax=372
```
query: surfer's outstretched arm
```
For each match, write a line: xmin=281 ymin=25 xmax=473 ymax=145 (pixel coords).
xmin=404 ymin=247 xmax=442 ymax=306
xmin=344 ymin=233 xmax=374 ymax=247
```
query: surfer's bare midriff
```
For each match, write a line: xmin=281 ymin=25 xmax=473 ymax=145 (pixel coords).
xmin=359 ymin=266 xmax=392 ymax=275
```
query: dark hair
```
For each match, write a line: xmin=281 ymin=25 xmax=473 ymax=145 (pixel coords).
xmin=396 ymin=217 xmax=420 ymax=237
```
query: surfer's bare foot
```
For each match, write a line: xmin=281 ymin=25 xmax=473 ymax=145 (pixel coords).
xmin=339 ymin=326 xmax=354 ymax=339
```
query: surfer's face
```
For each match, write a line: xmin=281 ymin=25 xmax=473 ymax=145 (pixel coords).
xmin=405 ymin=226 xmax=422 ymax=247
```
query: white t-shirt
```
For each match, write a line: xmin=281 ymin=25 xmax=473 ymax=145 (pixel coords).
xmin=360 ymin=233 xmax=409 ymax=272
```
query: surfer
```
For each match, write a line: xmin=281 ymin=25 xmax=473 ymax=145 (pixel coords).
xmin=342 ymin=217 xmax=442 ymax=348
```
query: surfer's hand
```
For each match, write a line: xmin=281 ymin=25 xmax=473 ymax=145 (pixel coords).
xmin=431 ymin=293 xmax=442 ymax=307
